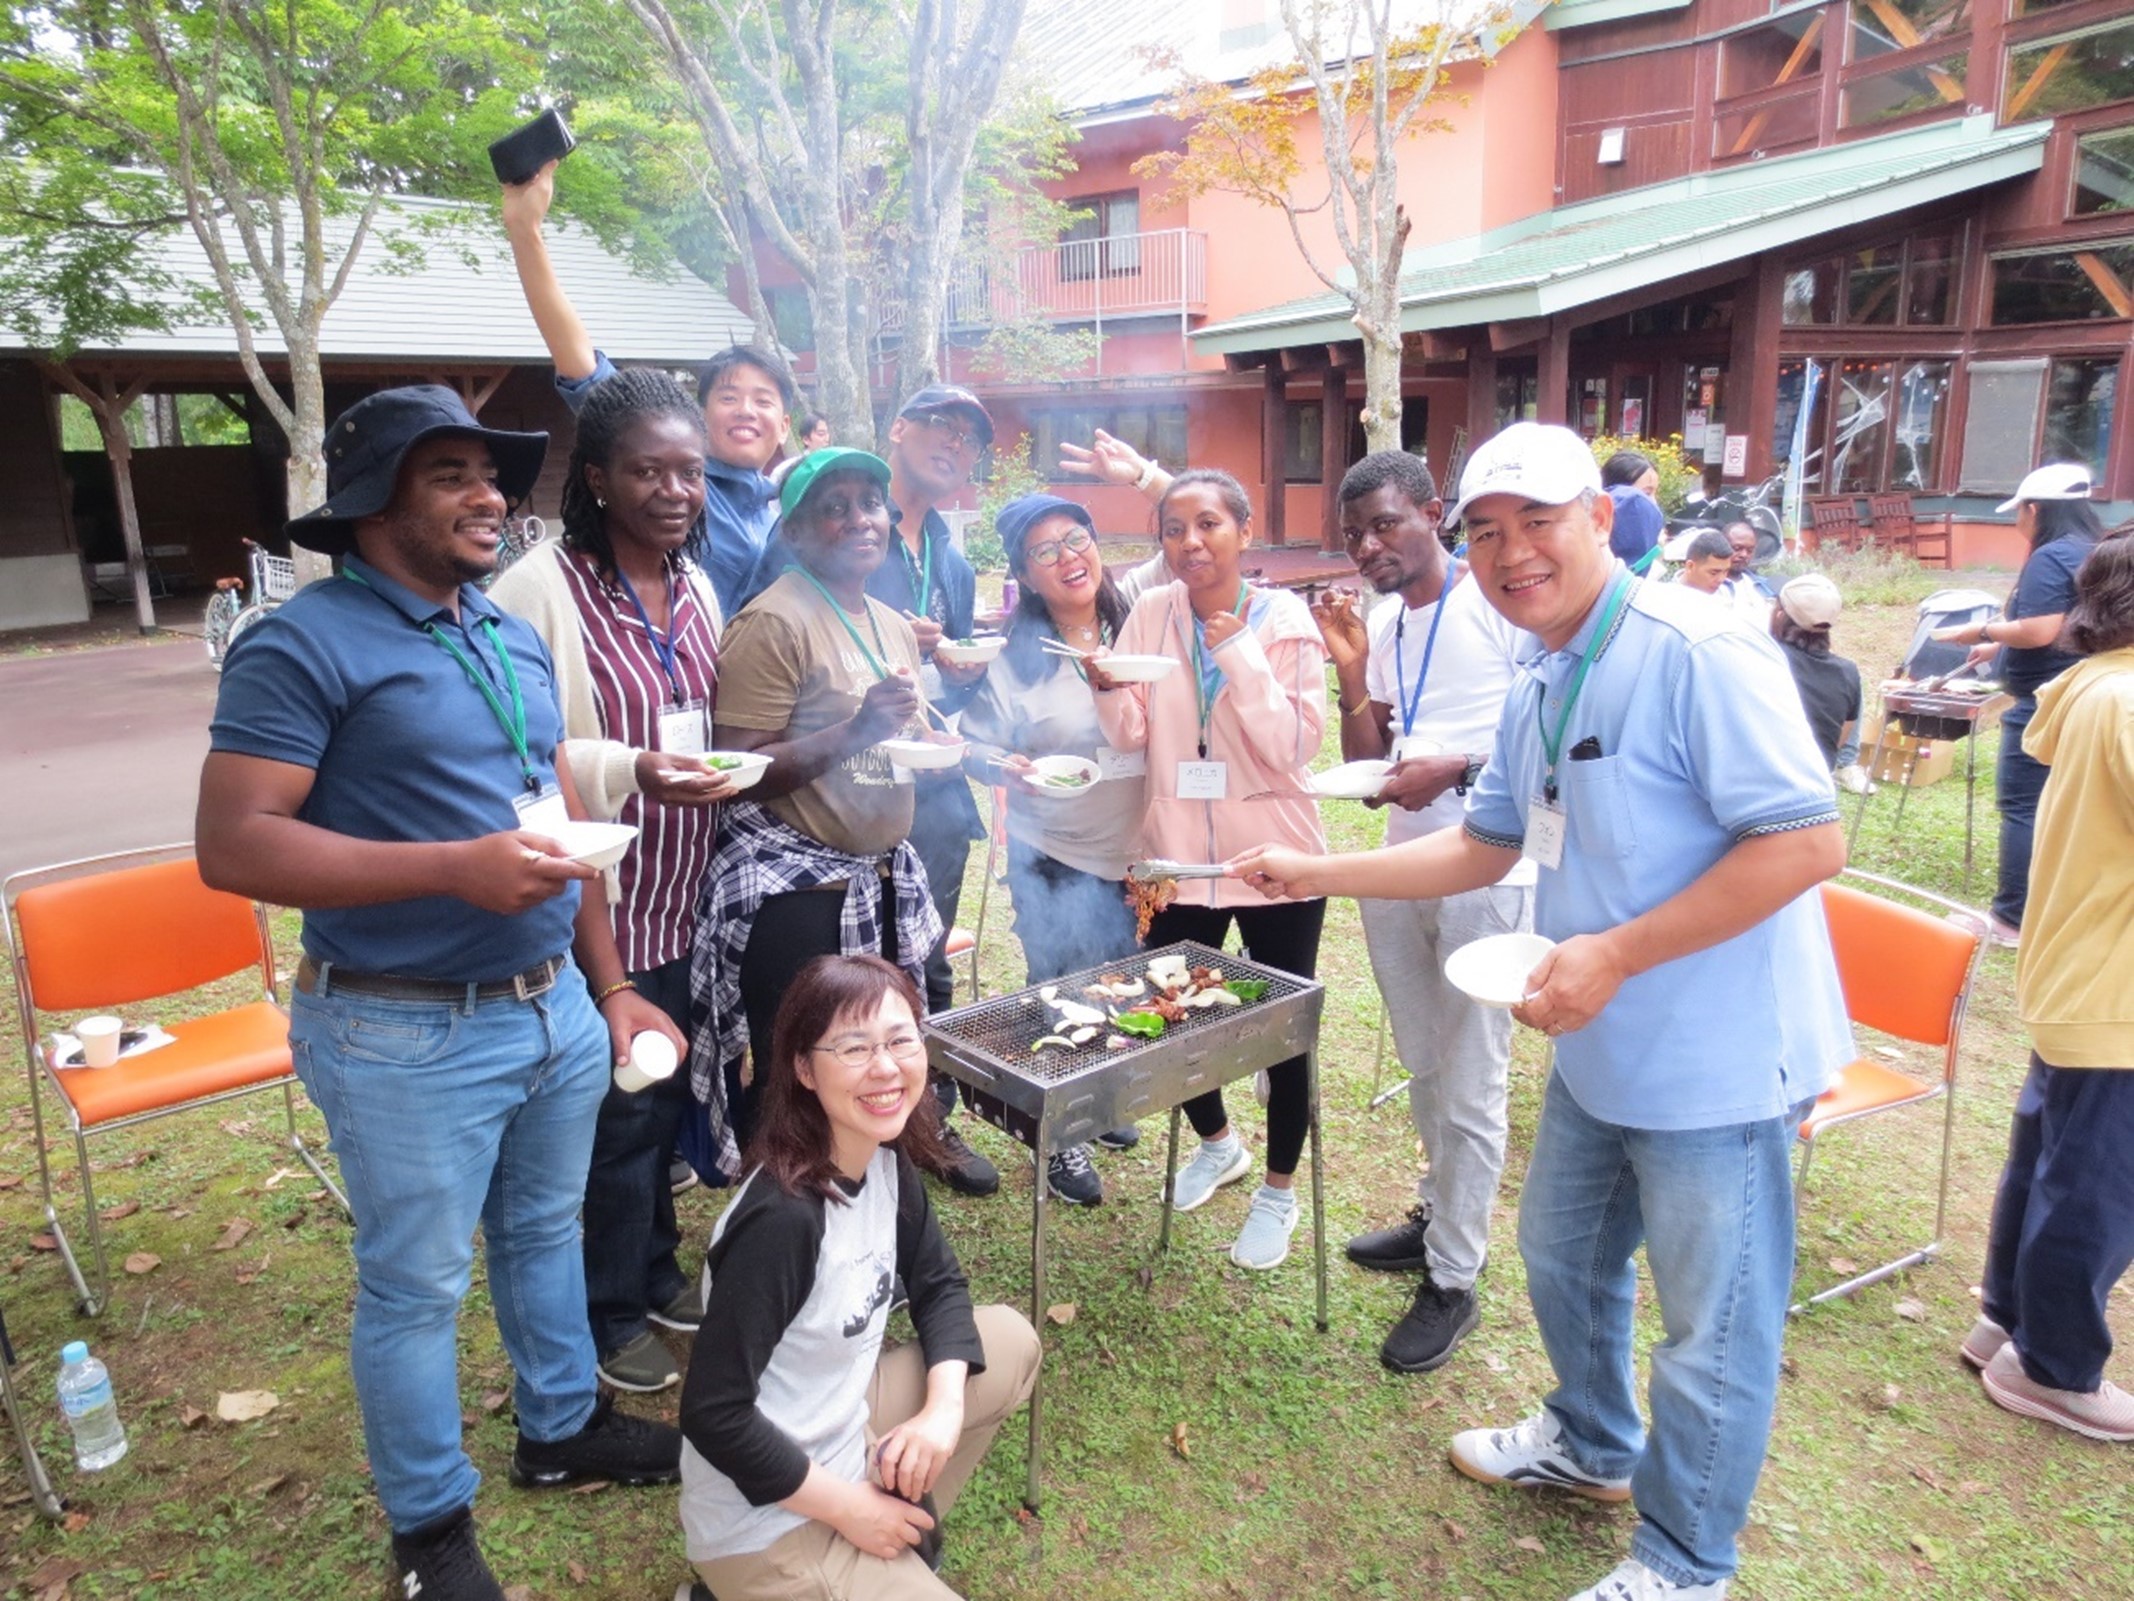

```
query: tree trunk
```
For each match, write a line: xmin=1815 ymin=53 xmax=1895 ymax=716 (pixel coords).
xmin=97 ymin=410 xmax=156 ymax=633
xmin=1356 ymin=204 xmax=1410 ymax=455
xmin=283 ymin=346 xmax=331 ymax=582
xmin=810 ymin=278 xmax=876 ymax=448
xmin=1359 ymin=322 xmax=1405 ymax=455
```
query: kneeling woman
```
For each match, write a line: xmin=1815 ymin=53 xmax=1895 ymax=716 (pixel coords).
xmin=679 ymin=955 xmax=1041 ymax=1599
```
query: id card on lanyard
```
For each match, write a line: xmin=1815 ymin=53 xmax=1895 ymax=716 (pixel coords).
xmin=616 ymin=565 xmax=710 ymax=755
xmin=1525 ymin=575 xmax=1633 ymax=873
xmin=1175 ymin=585 xmax=1251 ymax=800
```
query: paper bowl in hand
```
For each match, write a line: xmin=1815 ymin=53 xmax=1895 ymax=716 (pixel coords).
xmin=935 ymin=637 xmax=1005 ymax=668
xmin=1443 ymin=932 xmax=1557 ymax=1009
xmin=1029 ymin=755 xmax=1101 ymax=790
xmin=1308 ymin=759 xmax=1392 ymax=800
xmin=698 ymin=750 xmax=773 ymax=792
xmin=881 ymin=736 xmax=967 ymax=770
xmin=1095 ymin=654 xmax=1178 ymax=684
xmin=615 ymin=1030 xmax=679 ymax=1093
xmin=530 ymin=820 xmax=639 ymax=872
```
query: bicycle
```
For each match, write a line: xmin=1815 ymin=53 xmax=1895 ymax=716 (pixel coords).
xmin=203 ymin=539 xmax=300 ymax=668
xmin=490 ymin=513 xmax=549 ymax=581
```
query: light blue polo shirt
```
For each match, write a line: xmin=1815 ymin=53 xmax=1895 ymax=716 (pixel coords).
xmin=1463 ymin=567 xmax=1852 ymax=1130
xmin=209 ymin=555 xmax=580 ymax=982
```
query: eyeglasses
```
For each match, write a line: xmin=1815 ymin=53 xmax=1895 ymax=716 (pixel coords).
xmin=811 ymin=1032 xmax=927 ymax=1070
xmin=912 ymin=413 xmax=981 ymax=454
xmin=1026 ymin=527 xmax=1095 ymax=568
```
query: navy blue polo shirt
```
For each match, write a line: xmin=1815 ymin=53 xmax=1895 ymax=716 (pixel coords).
xmin=209 ymin=555 xmax=580 ymax=982
xmin=2000 ymin=533 xmax=2097 ymax=698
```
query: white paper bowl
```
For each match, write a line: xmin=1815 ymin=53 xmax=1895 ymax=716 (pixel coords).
xmin=881 ymin=737 xmax=967 ymax=771
xmin=531 ymin=820 xmax=639 ymax=872
xmin=1029 ymin=755 xmax=1101 ymax=791
xmin=1097 ymin=654 xmax=1178 ymax=684
xmin=1309 ymin=759 xmax=1392 ymax=800
xmin=698 ymin=750 xmax=773 ymax=792
xmin=934 ymin=636 xmax=1006 ymax=668
xmin=1443 ymin=932 xmax=1557 ymax=1010
xmin=615 ymin=1030 xmax=679 ymax=1093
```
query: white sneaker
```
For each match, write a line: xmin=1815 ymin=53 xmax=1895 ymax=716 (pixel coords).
xmin=1228 ymin=1186 xmax=1299 ymax=1270
xmin=1569 ymin=1559 xmax=1728 ymax=1601
xmin=1167 ymin=1138 xmax=1252 ymax=1212
xmin=1834 ymin=763 xmax=1875 ymax=797
xmin=1449 ymin=1410 xmax=1632 ymax=1503
xmin=1959 ymin=1314 xmax=2009 ymax=1370
xmin=1981 ymin=1342 xmax=2134 ymax=1442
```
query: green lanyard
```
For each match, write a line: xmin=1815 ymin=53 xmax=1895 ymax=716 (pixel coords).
xmin=344 ymin=569 xmax=540 ymax=792
xmin=897 ymin=527 xmax=934 ymax=622
xmin=1537 ymin=573 xmax=1634 ymax=805
xmin=1068 ymin=619 xmax=1114 ymax=685
xmin=1182 ymin=582 xmax=1251 ymax=760
xmin=793 ymin=565 xmax=893 ymax=681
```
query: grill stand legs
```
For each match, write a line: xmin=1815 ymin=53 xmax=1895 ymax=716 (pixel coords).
xmin=1309 ymin=1048 xmax=1328 ymax=1333
xmin=1157 ymin=1105 xmax=1182 ymax=1255
xmin=1025 ymin=1123 xmax=1050 ymax=1511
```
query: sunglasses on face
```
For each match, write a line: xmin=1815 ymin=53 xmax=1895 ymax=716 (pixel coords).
xmin=912 ymin=413 xmax=982 ymax=454
xmin=1026 ymin=527 xmax=1095 ymax=568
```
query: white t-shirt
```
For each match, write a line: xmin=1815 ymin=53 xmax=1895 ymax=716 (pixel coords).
xmin=1364 ymin=574 xmax=1537 ymax=885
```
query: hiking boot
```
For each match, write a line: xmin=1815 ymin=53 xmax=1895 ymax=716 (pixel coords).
xmin=936 ymin=1123 xmax=1000 ymax=1197
xmin=669 ymin=1158 xmax=700 ymax=1196
xmin=1568 ymin=1559 xmax=1728 ymax=1600
xmin=1449 ymin=1410 xmax=1632 ymax=1503
xmin=1045 ymin=1143 xmax=1103 ymax=1206
xmin=1959 ymin=1314 xmax=2008 ymax=1371
xmin=1381 ymin=1281 xmax=1479 ymax=1374
xmin=1094 ymin=1124 xmax=1140 ymax=1150
xmin=1229 ymin=1185 xmax=1299 ymax=1271
xmin=1167 ymin=1138 xmax=1252 ymax=1213
xmin=1346 ymin=1203 xmax=1432 ymax=1272
xmin=596 ymin=1330 xmax=680 ymax=1394
xmin=648 ymin=1281 xmax=706 ymax=1333
xmin=1980 ymin=1343 xmax=2134 ymax=1442
xmin=390 ymin=1506 xmax=504 ymax=1601
xmin=510 ymin=1393 xmax=683 ymax=1488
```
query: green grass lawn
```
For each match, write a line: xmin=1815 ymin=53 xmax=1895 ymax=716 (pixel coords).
xmin=6 ymin=574 xmax=2129 ymax=1601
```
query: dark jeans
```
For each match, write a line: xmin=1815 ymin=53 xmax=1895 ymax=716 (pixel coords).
xmin=736 ymin=883 xmax=898 ymax=1135
xmin=1981 ymin=1053 xmax=2134 ymax=1394
xmin=1006 ymin=840 xmax=1139 ymax=985
xmin=1992 ymin=698 xmax=2046 ymax=929
xmin=909 ymin=792 xmax=973 ymax=1016
xmin=583 ymin=957 xmax=693 ymax=1356
xmin=1144 ymin=898 xmax=1327 ymax=1176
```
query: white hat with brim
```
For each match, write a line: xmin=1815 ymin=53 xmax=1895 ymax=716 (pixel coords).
xmin=1996 ymin=462 xmax=2092 ymax=516
xmin=1778 ymin=573 xmax=1844 ymax=629
xmin=1450 ymin=422 xmax=1605 ymax=526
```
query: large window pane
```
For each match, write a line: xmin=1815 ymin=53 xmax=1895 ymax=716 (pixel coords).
xmin=1849 ymin=0 xmax=1971 ymax=67
xmin=1722 ymin=14 xmax=1825 ymax=96
xmin=1783 ymin=260 xmax=1840 ymax=325
xmin=1285 ymin=402 xmax=1324 ymax=483
xmin=1991 ymin=241 xmax=2134 ymax=324
xmin=1773 ymin=359 xmax=1831 ymax=491
xmin=2005 ymin=21 xmax=2134 ymax=122
xmin=2074 ymin=128 xmax=2134 ymax=217
xmin=1829 ymin=360 xmax=1895 ymax=491
xmin=2044 ymin=358 xmax=2118 ymax=479
xmin=1843 ymin=52 xmax=1968 ymax=127
xmin=1846 ymin=244 xmax=1905 ymax=324
xmin=1714 ymin=90 xmax=1821 ymax=158
xmin=1888 ymin=360 xmax=1953 ymax=490
xmin=1036 ymin=404 xmax=1185 ymax=482
xmin=1905 ymin=232 xmax=1956 ymax=323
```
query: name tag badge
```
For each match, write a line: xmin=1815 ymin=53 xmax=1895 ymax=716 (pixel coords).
xmin=1177 ymin=760 xmax=1227 ymax=801
xmin=1097 ymin=746 xmax=1147 ymax=782
xmin=514 ymin=784 xmax=570 ymax=834
xmin=658 ymin=699 xmax=709 ymax=756
xmin=1524 ymin=796 xmax=1567 ymax=871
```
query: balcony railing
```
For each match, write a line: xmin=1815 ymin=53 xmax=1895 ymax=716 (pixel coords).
xmin=879 ymin=228 xmax=1209 ymax=336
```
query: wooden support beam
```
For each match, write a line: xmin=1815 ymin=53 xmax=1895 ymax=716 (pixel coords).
xmin=1417 ymin=330 xmax=1469 ymax=362
xmin=1729 ymin=254 xmax=1787 ymax=485
xmin=1489 ymin=317 xmax=1548 ymax=354
xmin=461 ymin=369 xmax=509 ymax=415
xmin=2007 ymin=42 xmax=2072 ymax=122
xmin=1467 ymin=345 xmax=1498 ymax=454
xmin=1279 ymin=345 xmax=1331 ymax=373
xmin=1535 ymin=322 xmax=1571 ymax=426
xmin=2074 ymin=250 xmax=2134 ymax=319
xmin=1320 ymin=375 xmax=1349 ymax=552
xmin=1727 ymin=12 xmax=1825 ymax=157
xmin=1262 ymin=363 xmax=1288 ymax=547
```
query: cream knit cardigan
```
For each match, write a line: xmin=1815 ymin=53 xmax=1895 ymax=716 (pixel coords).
xmin=488 ymin=540 xmax=725 ymax=898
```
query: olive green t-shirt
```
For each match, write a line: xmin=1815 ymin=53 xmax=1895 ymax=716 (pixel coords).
xmin=716 ymin=571 xmax=928 ymax=855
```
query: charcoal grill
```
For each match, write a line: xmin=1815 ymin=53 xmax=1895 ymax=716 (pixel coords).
xmin=924 ymin=940 xmax=1327 ymax=1509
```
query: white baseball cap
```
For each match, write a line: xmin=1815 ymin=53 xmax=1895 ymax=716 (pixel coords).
xmin=1450 ymin=422 xmax=1605 ymax=525
xmin=1778 ymin=573 xmax=1843 ymax=630
xmin=1997 ymin=462 xmax=2092 ymax=515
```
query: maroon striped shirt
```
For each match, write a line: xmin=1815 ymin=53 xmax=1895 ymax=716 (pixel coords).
xmin=558 ymin=549 xmax=722 ymax=972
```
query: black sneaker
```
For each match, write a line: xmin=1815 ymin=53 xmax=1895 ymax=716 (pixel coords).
xmin=1094 ymin=1124 xmax=1140 ymax=1150
xmin=1380 ymin=1281 xmax=1479 ymax=1374
xmin=390 ymin=1506 xmax=504 ymax=1601
xmin=1045 ymin=1144 xmax=1104 ymax=1206
xmin=1346 ymin=1204 xmax=1432 ymax=1273
xmin=936 ymin=1123 xmax=1000 ymax=1197
xmin=669 ymin=1158 xmax=700 ymax=1196
xmin=672 ymin=1585 xmax=717 ymax=1601
xmin=509 ymin=1394 xmax=683 ymax=1489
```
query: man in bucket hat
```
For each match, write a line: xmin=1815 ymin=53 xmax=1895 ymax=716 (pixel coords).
xmin=197 ymin=385 xmax=686 ymax=1600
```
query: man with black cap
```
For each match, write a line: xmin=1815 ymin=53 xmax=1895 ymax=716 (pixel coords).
xmin=197 ymin=385 xmax=686 ymax=1601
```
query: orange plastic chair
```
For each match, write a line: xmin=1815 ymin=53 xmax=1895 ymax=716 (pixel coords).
xmin=4 ymin=845 xmax=346 ymax=1315
xmin=1791 ymin=870 xmax=1984 ymax=1313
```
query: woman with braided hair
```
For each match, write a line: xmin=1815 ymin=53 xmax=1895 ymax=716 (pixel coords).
xmin=491 ymin=367 xmax=740 ymax=1395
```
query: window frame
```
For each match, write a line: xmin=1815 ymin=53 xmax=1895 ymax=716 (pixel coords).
xmin=1059 ymin=191 xmax=1143 ymax=283
xmin=1987 ymin=235 xmax=2134 ymax=326
xmin=2070 ymin=123 xmax=2134 ymax=218
xmin=2003 ymin=14 xmax=2134 ymax=125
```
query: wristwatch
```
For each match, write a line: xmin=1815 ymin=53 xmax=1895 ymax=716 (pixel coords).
xmin=1455 ymin=754 xmax=1486 ymax=795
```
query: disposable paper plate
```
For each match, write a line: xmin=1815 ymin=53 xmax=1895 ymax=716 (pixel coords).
xmin=935 ymin=637 xmax=1006 ymax=667
xmin=1443 ymin=932 xmax=1557 ymax=1010
xmin=1096 ymin=654 xmax=1178 ymax=683
xmin=699 ymin=750 xmax=773 ymax=792
xmin=881 ymin=737 xmax=967 ymax=770
xmin=1029 ymin=755 xmax=1101 ymax=790
xmin=1308 ymin=760 xmax=1393 ymax=800
xmin=532 ymin=820 xmax=639 ymax=872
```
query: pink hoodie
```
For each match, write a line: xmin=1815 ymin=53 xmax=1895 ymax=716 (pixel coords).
xmin=1094 ymin=580 xmax=1328 ymax=908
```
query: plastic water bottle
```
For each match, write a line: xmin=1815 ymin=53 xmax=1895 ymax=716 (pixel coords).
xmin=1001 ymin=578 xmax=1019 ymax=612
xmin=57 ymin=1341 xmax=128 ymax=1471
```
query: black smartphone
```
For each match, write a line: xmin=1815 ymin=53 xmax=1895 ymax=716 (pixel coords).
xmin=489 ymin=108 xmax=576 ymax=187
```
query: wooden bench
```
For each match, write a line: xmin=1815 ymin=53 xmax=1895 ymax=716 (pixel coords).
xmin=1808 ymin=497 xmax=1866 ymax=553
xmin=1868 ymin=494 xmax=1952 ymax=568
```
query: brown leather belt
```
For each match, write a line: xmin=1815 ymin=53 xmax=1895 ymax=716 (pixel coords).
xmin=294 ymin=955 xmax=567 ymax=1004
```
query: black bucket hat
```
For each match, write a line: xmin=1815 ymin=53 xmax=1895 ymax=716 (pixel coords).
xmin=285 ymin=384 xmax=548 ymax=556
xmin=895 ymin=382 xmax=995 ymax=449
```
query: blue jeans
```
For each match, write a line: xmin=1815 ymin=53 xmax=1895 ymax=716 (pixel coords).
xmin=290 ymin=963 xmax=609 ymax=1532
xmin=1517 ymin=1072 xmax=1804 ymax=1588
xmin=1992 ymin=698 xmax=2045 ymax=929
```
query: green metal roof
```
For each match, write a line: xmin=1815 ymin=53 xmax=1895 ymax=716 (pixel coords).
xmin=1195 ymin=116 xmax=2048 ymax=355
xmin=1544 ymin=0 xmax=1691 ymax=32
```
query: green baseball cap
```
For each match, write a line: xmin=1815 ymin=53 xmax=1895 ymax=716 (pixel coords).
xmin=779 ymin=447 xmax=892 ymax=521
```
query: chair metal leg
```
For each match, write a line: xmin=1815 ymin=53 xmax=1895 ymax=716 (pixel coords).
xmin=1788 ymin=1112 xmax=1950 ymax=1316
xmin=0 ymin=1333 xmax=65 ymax=1520
xmin=69 ymin=1124 xmax=112 ymax=1317
xmin=283 ymin=1082 xmax=349 ymax=1216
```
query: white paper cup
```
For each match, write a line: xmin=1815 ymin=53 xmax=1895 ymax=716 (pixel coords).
xmin=614 ymin=1030 xmax=679 ymax=1093
xmin=77 ymin=1015 xmax=123 ymax=1069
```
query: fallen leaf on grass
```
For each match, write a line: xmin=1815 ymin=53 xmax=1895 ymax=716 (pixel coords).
xmin=1483 ymin=1352 xmax=1509 ymax=1373
xmin=482 ymin=1390 xmax=510 ymax=1414
xmin=1442 ymin=1518 xmax=1468 ymax=1543
xmin=1045 ymin=1302 xmax=1076 ymax=1326
xmin=24 ymin=1556 xmax=84 ymax=1601
xmin=1013 ymin=1505 xmax=1039 ymax=1526
xmin=250 ymin=1473 xmax=289 ymax=1497
xmin=1133 ymin=1264 xmax=1154 ymax=1293
xmin=218 ymin=1118 xmax=255 ymax=1138
xmin=1828 ymin=1257 xmax=1859 ymax=1275
xmin=262 ymin=1167 xmax=304 ymax=1190
xmin=234 ymin=1254 xmax=271 ymax=1286
xmin=1893 ymin=1297 xmax=1927 ymax=1323
xmin=1880 ymin=1382 xmax=1902 ymax=1409
xmin=503 ymin=1589 xmax=534 ymax=1601
xmin=29 ymin=1233 xmax=58 ymax=1252
xmin=216 ymin=1389 xmax=280 ymax=1422
xmin=178 ymin=1404 xmax=208 ymax=1429
xmin=0 ymin=1174 xmax=24 ymax=1189
xmin=567 ymin=1559 xmax=589 ymax=1584
xmin=8 ymin=1254 xmax=28 ymax=1274
xmin=1957 ymin=1480 xmax=1987 ymax=1496
xmin=163 ymin=1205 xmax=193 ymax=1220
xmin=1910 ymin=1464 xmax=1944 ymax=1491
xmin=123 ymin=1251 xmax=161 ymax=1276
xmin=1170 ymin=1421 xmax=1191 ymax=1460
xmin=211 ymin=1218 xmax=254 ymax=1252
xmin=1514 ymin=1536 xmax=1546 ymax=1555
xmin=63 ymin=1509 xmax=92 ymax=1533
xmin=568 ymin=1479 xmax=612 ymax=1495
xmin=98 ymin=1201 xmax=139 ymax=1221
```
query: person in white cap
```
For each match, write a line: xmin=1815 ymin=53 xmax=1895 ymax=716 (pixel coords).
xmin=1231 ymin=421 xmax=1852 ymax=1601
xmin=1931 ymin=462 xmax=2107 ymax=947
xmin=1769 ymin=574 xmax=1862 ymax=774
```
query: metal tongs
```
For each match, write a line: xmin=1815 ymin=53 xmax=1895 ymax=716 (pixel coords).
xmin=1128 ymin=857 xmax=1229 ymax=882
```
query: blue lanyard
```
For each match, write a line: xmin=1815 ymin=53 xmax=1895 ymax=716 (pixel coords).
xmin=1393 ymin=566 xmax=1463 ymax=737
xmin=613 ymin=564 xmax=685 ymax=705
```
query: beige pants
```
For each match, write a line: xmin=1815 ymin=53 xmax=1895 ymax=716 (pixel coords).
xmin=694 ymin=1304 xmax=1042 ymax=1600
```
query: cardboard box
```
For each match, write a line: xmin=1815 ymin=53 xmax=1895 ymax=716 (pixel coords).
xmin=1858 ymin=720 xmax=1960 ymax=788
